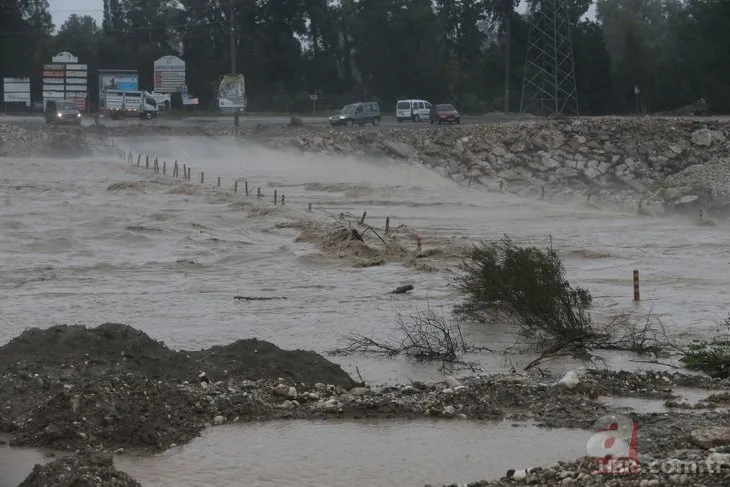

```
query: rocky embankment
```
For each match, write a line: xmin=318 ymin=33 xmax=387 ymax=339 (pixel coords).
xmin=245 ymin=117 xmax=730 ymax=213
xmin=0 ymin=123 xmax=92 ymax=157
xmin=3 ymin=323 xmax=730 ymax=485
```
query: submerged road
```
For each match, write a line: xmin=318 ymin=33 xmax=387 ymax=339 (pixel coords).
xmin=0 ymin=112 xmax=531 ymax=130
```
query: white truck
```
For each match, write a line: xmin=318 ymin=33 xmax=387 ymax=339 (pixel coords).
xmin=104 ymin=90 xmax=159 ymax=120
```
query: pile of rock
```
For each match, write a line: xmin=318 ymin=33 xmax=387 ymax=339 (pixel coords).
xmin=0 ymin=123 xmax=91 ymax=157
xmin=19 ymin=452 xmax=142 ymax=487
xmin=245 ymin=117 xmax=730 ymax=212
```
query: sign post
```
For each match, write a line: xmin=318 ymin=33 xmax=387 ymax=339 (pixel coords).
xmin=310 ymin=94 xmax=318 ymax=114
xmin=2 ymin=78 xmax=31 ymax=111
xmin=153 ymin=56 xmax=186 ymax=94
xmin=42 ymin=52 xmax=88 ymax=111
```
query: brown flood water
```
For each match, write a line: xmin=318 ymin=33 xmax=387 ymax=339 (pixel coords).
xmin=1 ymin=420 xmax=591 ymax=487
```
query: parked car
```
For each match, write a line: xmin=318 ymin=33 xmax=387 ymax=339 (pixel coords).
xmin=329 ymin=101 xmax=381 ymax=127
xmin=45 ymin=100 xmax=82 ymax=125
xmin=429 ymin=104 xmax=461 ymax=125
xmin=396 ymin=99 xmax=432 ymax=122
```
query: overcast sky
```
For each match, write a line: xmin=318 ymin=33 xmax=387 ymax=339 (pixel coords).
xmin=49 ymin=0 xmax=596 ymax=30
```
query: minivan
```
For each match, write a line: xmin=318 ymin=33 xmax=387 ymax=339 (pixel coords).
xmin=329 ymin=101 xmax=381 ymax=127
xmin=396 ymin=99 xmax=432 ymax=122
xmin=45 ymin=100 xmax=82 ymax=125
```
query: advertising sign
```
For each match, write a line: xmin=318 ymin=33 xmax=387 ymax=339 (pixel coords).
xmin=98 ymin=70 xmax=139 ymax=108
xmin=153 ymin=55 xmax=186 ymax=93
xmin=2 ymin=78 xmax=31 ymax=104
xmin=217 ymin=74 xmax=246 ymax=111
xmin=42 ymin=52 xmax=88 ymax=111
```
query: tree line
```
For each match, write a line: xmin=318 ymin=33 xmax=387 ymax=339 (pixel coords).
xmin=0 ymin=0 xmax=728 ymax=114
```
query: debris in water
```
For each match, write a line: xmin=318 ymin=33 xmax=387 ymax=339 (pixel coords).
xmin=389 ymin=285 xmax=414 ymax=294
xmin=234 ymin=296 xmax=288 ymax=301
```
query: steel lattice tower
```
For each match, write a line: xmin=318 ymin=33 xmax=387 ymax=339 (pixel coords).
xmin=519 ymin=0 xmax=579 ymax=116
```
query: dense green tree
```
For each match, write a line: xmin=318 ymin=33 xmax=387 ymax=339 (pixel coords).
xmin=1 ymin=0 xmax=728 ymax=114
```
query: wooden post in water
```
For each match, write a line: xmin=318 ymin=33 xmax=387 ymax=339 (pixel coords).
xmin=200 ymin=172 xmax=204 ymax=184
xmin=146 ymin=155 xmax=149 ymax=169
xmin=234 ymin=181 xmax=238 ymax=192
xmin=137 ymin=154 xmax=141 ymax=167
xmin=360 ymin=211 xmax=367 ymax=224
xmin=633 ymin=270 xmax=640 ymax=302
xmin=307 ymin=203 xmax=312 ymax=212
xmin=187 ymin=167 xmax=191 ymax=181
xmin=183 ymin=164 xmax=187 ymax=180
xmin=217 ymin=177 xmax=221 ymax=187
xmin=274 ymin=190 xmax=277 ymax=205
xmin=385 ymin=216 xmax=390 ymax=235
xmin=281 ymin=194 xmax=285 ymax=205
xmin=257 ymin=187 xmax=261 ymax=199
xmin=245 ymin=181 xmax=249 ymax=197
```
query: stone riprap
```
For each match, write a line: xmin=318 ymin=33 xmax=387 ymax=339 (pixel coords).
xmin=245 ymin=117 xmax=730 ymax=213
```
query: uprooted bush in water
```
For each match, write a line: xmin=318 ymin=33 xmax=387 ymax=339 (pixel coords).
xmin=452 ymin=236 xmax=674 ymax=368
xmin=330 ymin=306 xmax=484 ymax=366
xmin=453 ymin=236 xmax=594 ymax=344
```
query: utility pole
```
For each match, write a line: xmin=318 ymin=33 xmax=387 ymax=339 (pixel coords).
xmin=230 ymin=0 xmax=236 ymax=74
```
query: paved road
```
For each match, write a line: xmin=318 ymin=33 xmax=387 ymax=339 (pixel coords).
xmin=0 ymin=112 xmax=529 ymax=130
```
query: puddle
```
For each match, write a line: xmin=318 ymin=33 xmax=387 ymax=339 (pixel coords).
xmin=1 ymin=420 xmax=592 ymax=487
xmin=598 ymin=387 xmax=726 ymax=414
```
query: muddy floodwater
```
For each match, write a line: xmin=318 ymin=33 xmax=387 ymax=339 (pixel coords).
xmin=1 ymin=138 xmax=728 ymax=378
xmin=1 ymin=420 xmax=593 ymax=487
xmin=1 ymin=136 xmax=728 ymax=485
xmin=1 ymin=137 xmax=726 ymax=381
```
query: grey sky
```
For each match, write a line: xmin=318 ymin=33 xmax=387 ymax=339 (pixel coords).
xmin=49 ymin=0 xmax=104 ymax=28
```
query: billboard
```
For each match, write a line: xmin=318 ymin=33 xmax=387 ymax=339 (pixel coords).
xmin=153 ymin=55 xmax=186 ymax=93
xmin=42 ymin=52 xmax=88 ymax=111
xmin=98 ymin=70 xmax=139 ymax=108
xmin=3 ymin=78 xmax=31 ymax=104
xmin=218 ymin=74 xmax=246 ymax=111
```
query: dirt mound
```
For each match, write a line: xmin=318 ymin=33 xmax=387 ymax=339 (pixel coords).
xmin=19 ymin=452 xmax=141 ymax=487
xmin=0 ymin=323 xmax=184 ymax=379
xmin=0 ymin=323 xmax=356 ymax=452
xmin=198 ymin=338 xmax=355 ymax=385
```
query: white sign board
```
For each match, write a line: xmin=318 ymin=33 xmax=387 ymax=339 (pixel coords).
xmin=3 ymin=77 xmax=31 ymax=103
xmin=153 ymin=55 xmax=186 ymax=93
xmin=52 ymin=51 xmax=78 ymax=63
xmin=41 ymin=52 xmax=88 ymax=111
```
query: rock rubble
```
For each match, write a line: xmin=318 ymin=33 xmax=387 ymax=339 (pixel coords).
xmin=243 ymin=117 xmax=730 ymax=213
xmin=0 ymin=123 xmax=91 ymax=157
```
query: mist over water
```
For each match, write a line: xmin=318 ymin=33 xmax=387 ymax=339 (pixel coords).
xmin=1 ymin=137 xmax=728 ymax=379
xmin=2 ymin=135 xmax=728 ymax=485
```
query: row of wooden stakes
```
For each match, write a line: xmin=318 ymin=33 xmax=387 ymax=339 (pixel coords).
xmin=110 ymin=141 xmax=417 ymax=245
xmin=112 ymin=145 xmax=290 ymax=206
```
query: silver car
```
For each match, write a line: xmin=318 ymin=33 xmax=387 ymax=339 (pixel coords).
xmin=45 ymin=100 xmax=82 ymax=125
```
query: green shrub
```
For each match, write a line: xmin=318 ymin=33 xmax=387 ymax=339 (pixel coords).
xmin=453 ymin=236 xmax=595 ymax=345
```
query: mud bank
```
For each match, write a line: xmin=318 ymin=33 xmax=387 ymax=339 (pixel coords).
xmin=3 ymin=323 xmax=730 ymax=453
xmin=0 ymin=123 xmax=93 ymax=157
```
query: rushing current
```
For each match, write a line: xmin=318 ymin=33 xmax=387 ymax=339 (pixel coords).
xmin=0 ymin=135 xmax=726 ymax=485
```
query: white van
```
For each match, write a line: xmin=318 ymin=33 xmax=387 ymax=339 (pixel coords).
xmin=396 ymin=99 xmax=432 ymax=122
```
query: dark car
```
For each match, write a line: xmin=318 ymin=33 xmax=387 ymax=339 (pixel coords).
xmin=329 ymin=101 xmax=381 ymax=127
xmin=429 ymin=104 xmax=461 ymax=125
xmin=45 ymin=100 xmax=82 ymax=125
